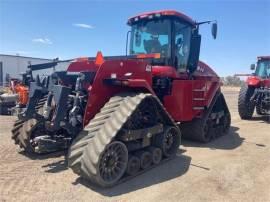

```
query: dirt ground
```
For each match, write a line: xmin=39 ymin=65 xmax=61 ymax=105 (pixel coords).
xmin=0 ymin=87 xmax=269 ymax=202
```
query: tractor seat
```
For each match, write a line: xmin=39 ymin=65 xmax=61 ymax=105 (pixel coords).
xmin=144 ymin=39 xmax=162 ymax=54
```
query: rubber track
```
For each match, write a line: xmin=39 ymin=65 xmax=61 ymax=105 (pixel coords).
xmin=181 ymin=92 xmax=231 ymax=142
xmin=11 ymin=95 xmax=47 ymax=152
xmin=68 ymin=93 xmax=177 ymax=187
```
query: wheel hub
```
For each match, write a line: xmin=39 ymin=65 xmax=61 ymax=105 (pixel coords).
xmin=99 ymin=141 xmax=128 ymax=183
xmin=165 ymin=133 xmax=173 ymax=149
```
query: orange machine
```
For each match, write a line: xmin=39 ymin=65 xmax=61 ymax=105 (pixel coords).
xmin=10 ymin=79 xmax=29 ymax=106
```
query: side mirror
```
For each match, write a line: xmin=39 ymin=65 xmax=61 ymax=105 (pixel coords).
xmin=250 ymin=64 xmax=256 ymax=70
xmin=211 ymin=22 xmax=218 ymax=39
xmin=187 ymin=34 xmax=201 ymax=74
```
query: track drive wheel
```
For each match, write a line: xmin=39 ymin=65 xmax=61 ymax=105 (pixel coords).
xmin=238 ymin=85 xmax=255 ymax=119
xmin=95 ymin=141 xmax=129 ymax=187
xmin=153 ymin=126 xmax=181 ymax=157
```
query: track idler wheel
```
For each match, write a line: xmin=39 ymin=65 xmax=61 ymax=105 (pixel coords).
xmin=148 ymin=147 xmax=162 ymax=165
xmin=153 ymin=126 xmax=181 ymax=157
xmin=135 ymin=150 xmax=152 ymax=170
xmin=126 ymin=155 xmax=140 ymax=176
xmin=98 ymin=141 xmax=128 ymax=186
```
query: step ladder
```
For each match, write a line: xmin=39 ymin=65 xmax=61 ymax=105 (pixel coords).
xmin=192 ymin=85 xmax=207 ymax=114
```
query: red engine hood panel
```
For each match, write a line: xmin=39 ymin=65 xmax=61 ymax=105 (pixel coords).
xmin=194 ymin=61 xmax=219 ymax=78
xmin=151 ymin=61 xmax=219 ymax=80
xmin=262 ymin=79 xmax=270 ymax=87
xmin=246 ymin=76 xmax=261 ymax=86
xmin=152 ymin=66 xmax=178 ymax=78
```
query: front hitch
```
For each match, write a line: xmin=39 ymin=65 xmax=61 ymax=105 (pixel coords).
xmin=19 ymin=75 xmax=50 ymax=121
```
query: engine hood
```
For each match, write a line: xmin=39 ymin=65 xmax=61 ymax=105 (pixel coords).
xmin=246 ymin=76 xmax=262 ymax=87
xmin=151 ymin=60 xmax=219 ymax=79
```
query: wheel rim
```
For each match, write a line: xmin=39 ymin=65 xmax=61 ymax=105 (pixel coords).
xmin=126 ymin=155 xmax=140 ymax=175
xmin=151 ymin=147 xmax=162 ymax=164
xmin=163 ymin=127 xmax=180 ymax=157
xmin=140 ymin=151 xmax=152 ymax=169
xmin=99 ymin=141 xmax=128 ymax=184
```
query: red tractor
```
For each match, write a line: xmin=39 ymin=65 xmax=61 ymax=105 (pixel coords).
xmin=238 ymin=56 xmax=270 ymax=119
xmin=12 ymin=10 xmax=231 ymax=187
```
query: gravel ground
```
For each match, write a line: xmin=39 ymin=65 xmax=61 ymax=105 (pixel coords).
xmin=0 ymin=88 xmax=269 ymax=202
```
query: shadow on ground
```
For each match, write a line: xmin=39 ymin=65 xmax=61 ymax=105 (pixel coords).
xmin=42 ymin=158 xmax=68 ymax=173
xmin=73 ymin=153 xmax=191 ymax=196
xmin=19 ymin=150 xmax=66 ymax=160
xmin=249 ymin=115 xmax=270 ymax=123
xmin=182 ymin=126 xmax=244 ymax=150
xmin=19 ymin=150 xmax=68 ymax=173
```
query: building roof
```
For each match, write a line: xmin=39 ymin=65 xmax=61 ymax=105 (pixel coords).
xmin=0 ymin=54 xmax=52 ymax=61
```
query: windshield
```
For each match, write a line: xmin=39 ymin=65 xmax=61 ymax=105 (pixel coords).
xmin=130 ymin=19 xmax=171 ymax=61
xmin=255 ymin=60 xmax=270 ymax=78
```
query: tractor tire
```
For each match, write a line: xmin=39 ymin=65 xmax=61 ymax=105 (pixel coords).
xmin=68 ymin=93 xmax=180 ymax=187
xmin=238 ymin=85 xmax=255 ymax=119
xmin=11 ymin=95 xmax=47 ymax=153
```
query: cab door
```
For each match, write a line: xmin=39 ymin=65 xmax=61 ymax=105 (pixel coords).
xmin=163 ymin=20 xmax=208 ymax=121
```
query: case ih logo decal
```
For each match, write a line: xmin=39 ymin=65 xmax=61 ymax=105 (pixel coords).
xmin=146 ymin=64 xmax=152 ymax=72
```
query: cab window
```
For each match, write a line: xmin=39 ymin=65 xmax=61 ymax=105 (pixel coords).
xmin=174 ymin=21 xmax=192 ymax=72
xmin=130 ymin=19 xmax=171 ymax=65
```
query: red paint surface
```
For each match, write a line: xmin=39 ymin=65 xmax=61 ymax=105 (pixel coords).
xmin=66 ymin=56 xmax=221 ymax=125
xmin=246 ymin=76 xmax=261 ymax=87
xmin=79 ymin=59 xmax=152 ymax=126
xmin=246 ymin=56 xmax=270 ymax=88
xmin=246 ymin=76 xmax=270 ymax=88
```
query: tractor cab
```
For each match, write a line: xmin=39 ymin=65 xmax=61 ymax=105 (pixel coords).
xmin=252 ymin=56 xmax=270 ymax=78
xmin=128 ymin=10 xmax=217 ymax=76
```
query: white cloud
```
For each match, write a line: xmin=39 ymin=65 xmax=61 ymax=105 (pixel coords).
xmin=32 ymin=38 xmax=52 ymax=45
xmin=73 ymin=23 xmax=94 ymax=29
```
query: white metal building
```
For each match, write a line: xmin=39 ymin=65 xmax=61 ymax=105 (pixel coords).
xmin=0 ymin=54 xmax=52 ymax=85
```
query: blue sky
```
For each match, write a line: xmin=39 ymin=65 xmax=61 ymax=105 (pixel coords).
xmin=0 ymin=0 xmax=269 ymax=76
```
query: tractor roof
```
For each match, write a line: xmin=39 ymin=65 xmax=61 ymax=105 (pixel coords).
xmin=258 ymin=56 xmax=270 ymax=61
xmin=127 ymin=10 xmax=196 ymax=26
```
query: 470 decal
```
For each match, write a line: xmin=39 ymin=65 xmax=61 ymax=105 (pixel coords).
xmin=197 ymin=65 xmax=205 ymax=73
